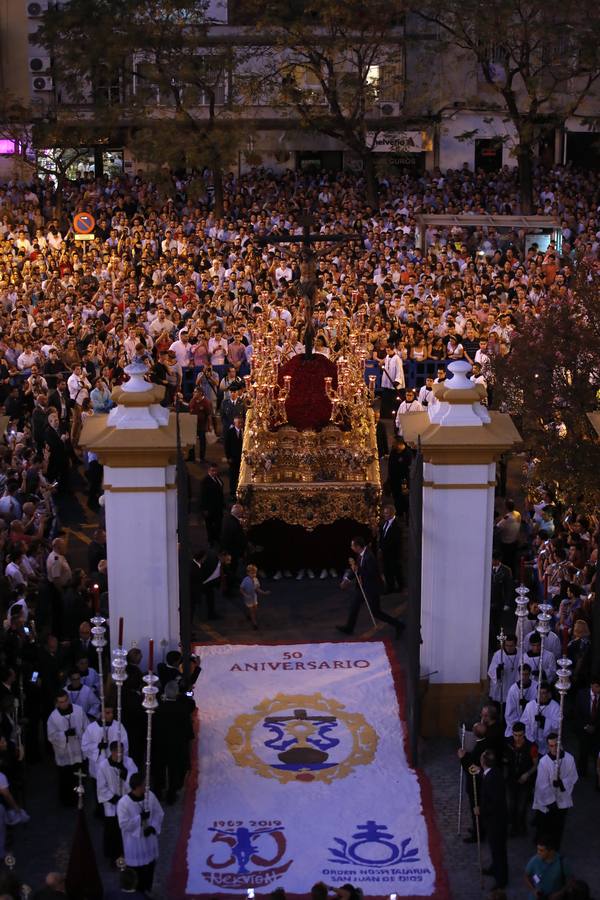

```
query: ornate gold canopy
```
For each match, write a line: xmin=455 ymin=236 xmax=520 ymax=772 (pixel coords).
xmin=237 ymin=318 xmax=381 ymax=532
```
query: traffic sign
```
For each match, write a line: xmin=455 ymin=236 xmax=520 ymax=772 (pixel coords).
xmin=73 ymin=211 xmax=96 ymax=235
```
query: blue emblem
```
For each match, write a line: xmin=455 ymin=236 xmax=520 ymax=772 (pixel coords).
xmin=328 ymin=820 xmax=420 ymax=866
xmin=262 ymin=707 xmax=341 ymax=771
xmin=203 ymin=821 xmax=293 ymax=888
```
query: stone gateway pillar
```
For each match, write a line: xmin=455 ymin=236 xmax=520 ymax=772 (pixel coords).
xmin=81 ymin=363 xmax=195 ymax=653
xmin=399 ymin=360 xmax=521 ymax=736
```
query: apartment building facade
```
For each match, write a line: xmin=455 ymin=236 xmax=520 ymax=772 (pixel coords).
xmin=1 ymin=0 xmax=599 ymax=181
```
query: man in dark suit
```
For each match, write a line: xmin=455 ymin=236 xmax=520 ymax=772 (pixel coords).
xmin=387 ymin=436 xmax=412 ymax=521
xmin=574 ymin=676 xmax=600 ymax=778
xmin=224 ymin=414 xmax=244 ymax=500
xmin=47 ymin=376 xmax=71 ymax=433
xmin=477 ymin=749 xmax=508 ymax=889
xmin=459 ymin=722 xmax=491 ymax=843
xmin=220 ymin=504 xmax=247 ymax=593
xmin=190 ymin=548 xmax=231 ymax=620
xmin=374 ymin=409 xmax=389 ymax=459
xmin=66 ymin=621 xmax=97 ymax=668
xmin=199 ymin=464 xmax=225 ymax=545
xmin=31 ymin=395 xmax=49 ymax=453
xmin=378 ymin=505 xmax=404 ymax=593
xmin=87 ymin=527 xmax=106 ymax=574
xmin=490 ymin=552 xmax=513 ymax=639
xmin=337 ymin=536 xmax=404 ymax=637
xmin=44 ymin=412 xmax=70 ymax=490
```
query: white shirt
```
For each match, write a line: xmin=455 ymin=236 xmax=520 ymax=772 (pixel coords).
xmin=417 ymin=385 xmax=434 ymax=406
xmin=65 ymin=683 xmax=101 ymax=721
xmin=533 ymin=751 xmax=578 ymax=811
xmin=97 ymin=754 xmax=137 ymax=816
xmin=504 ymin=680 xmax=538 ymax=736
xmin=168 ymin=339 xmax=193 ymax=367
xmin=521 ymin=698 xmax=560 ymax=752
xmin=525 ymin=627 xmax=562 ymax=660
xmin=67 ymin=371 xmax=91 ymax=404
xmin=395 ymin=398 xmax=424 ymax=433
xmin=518 ymin=649 xmax=556 ymax=684
xmin=5 ymin=561 xmax=27 ymax=590
xmin=381 ymin=353 xmax=405 ymax=390
xmin=117 ymin=790 xmax=164 ymax=866
xmin=487 ymin=649 xmax=519 ymax=702
xmin=82 ymin=719 xmax=130 ymax=779
xmin=46 ymin=551 xmax=72 ymax=588
xmin=47 ymin=704 xmax=87 ymax=766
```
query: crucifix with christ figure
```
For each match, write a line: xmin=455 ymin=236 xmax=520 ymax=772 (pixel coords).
xmin=256 ymin=214 xmax=362 ymax=358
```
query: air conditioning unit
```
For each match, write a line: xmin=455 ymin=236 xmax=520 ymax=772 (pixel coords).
xmin=31 ymin=74 xmax=54 ymax=91
xmin=379 ymin=102 xmax=401 ymax=117
xmin=27 ymin=0 xmax=49 ymax=17
xmin=29 ymin=55 xmax=51 ymax=73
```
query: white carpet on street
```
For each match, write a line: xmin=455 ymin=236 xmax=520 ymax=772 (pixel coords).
xmin=184 ymin=641 xmax=442 ymax=897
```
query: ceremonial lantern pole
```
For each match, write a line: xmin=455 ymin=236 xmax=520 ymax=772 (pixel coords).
xmin=142 ymin=640 xmax=159 ymax=812
xmin=554 ymin=657 xmax=572 ymax=785
xmin=535 ymin=602 xmax=553 ymax=740
xmin=111 ymin=617 xmax=127 ymax=768
xmin=514 ymin=580 xmax=530 ymax=709
xmin=91 ymin=606 xmax=107 ymax=744
xmin=497 ymin=627 xmax=506 ymax=706
xmin=457 ymin=723 xmax=466 ymax=835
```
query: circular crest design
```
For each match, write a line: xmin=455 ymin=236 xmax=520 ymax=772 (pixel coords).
xmin=226 ymin=692 xmax=378 ymax=784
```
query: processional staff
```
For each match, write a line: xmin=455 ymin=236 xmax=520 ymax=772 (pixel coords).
xmin=514 ymin=575 xmax=530 ymax=710
xmin=142 ymin=640 xmax=159 ymax=814
xmin=111 ymin=616 xmax=128 ymax=772
xmin=91 ymin=597 xmax=107 ymax=746
xmin=554 ymin=657 xmax=572 ymax=790
xmin=457 ymin=723 xmax=466 ymax=835
xmin=496 ymin=627 xmax=506 ymax=706
xmin=534 ymin=602 xmax=553 ymax=740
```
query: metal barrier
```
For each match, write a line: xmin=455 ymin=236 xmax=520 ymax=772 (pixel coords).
xmin=364 ymin=358 xmax=450 ymax=393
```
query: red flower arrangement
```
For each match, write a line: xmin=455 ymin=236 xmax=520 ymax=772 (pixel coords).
xmin=279 ymin=353 xmax=338 ymax=431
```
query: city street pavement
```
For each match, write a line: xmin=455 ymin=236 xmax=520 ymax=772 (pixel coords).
xmin=13 ymin=457 xmax=597 ymax=898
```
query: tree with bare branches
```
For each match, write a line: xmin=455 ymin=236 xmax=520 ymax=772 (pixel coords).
xmin=249 ymin=0 xmax=407 ymax=207
xmin=414 ymin=0 xmax=600 ymax=212
xmin=36 ymin=0 xmax=251 ymax=216
xmin=492 ymin=262 xmax=600 ymax=506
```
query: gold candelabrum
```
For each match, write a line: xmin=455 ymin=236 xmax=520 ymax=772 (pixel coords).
xmin=324 ymin=333 xmax=376 ymax=432
xmin=243 ymin=330 xmax=291 ymax=432
xmin=238 ymin=313 xmax=381 ymax=531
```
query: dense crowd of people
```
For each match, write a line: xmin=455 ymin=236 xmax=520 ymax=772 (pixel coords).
xmin=0 ymin=160 xmax=598 ymax=896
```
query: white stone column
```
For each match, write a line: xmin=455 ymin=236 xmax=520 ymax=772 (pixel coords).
xmin=81 ymin=363 xmax=195 ymax=654
xmin=400 ymin=360 xmax=521 ymax=735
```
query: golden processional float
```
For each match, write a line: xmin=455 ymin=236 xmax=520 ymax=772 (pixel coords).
xmin=237 ymin=317 xmax=382 ymax=572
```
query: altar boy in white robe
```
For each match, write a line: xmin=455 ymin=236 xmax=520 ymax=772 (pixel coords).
xmin=82 ymin=707 xmax=130 ymax=779
xmin=97 ymin=741 xmax=137 ymax=862
xmin=117 ymin=772 xmax=164 ymax=894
